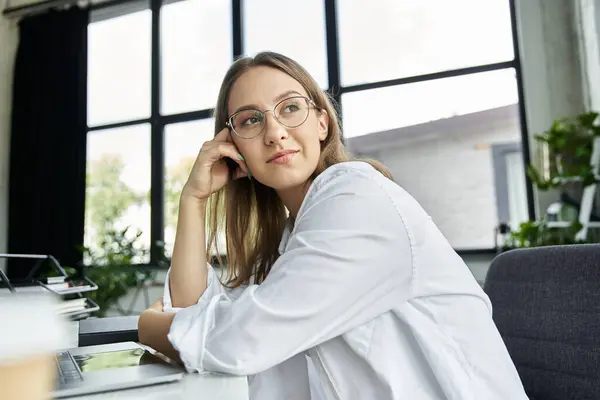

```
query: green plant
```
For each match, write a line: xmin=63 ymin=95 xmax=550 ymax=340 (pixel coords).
xmin=527 ymin=111 xmax=600 ymax=190
xmin=66 ymin=227 xmax=168 ymax=317
xmin=505 ymin=111 xmax=600 ymax=250
xmin=505 ymin=220 xmax=585 ymax=249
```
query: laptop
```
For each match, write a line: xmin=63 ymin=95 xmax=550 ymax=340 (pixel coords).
xmin=52 ymin=341 xmax=185 ymax=398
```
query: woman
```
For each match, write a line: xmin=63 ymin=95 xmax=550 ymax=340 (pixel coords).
xmin=138 ymin=51 xmax=528 ymax=400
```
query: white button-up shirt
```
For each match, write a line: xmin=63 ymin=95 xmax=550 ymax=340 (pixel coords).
xmin=163 ymin=161 xmax=528 ymax=400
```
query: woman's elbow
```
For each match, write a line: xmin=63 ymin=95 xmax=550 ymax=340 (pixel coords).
xmin=137 ymin=311 xmax=152 ymax=346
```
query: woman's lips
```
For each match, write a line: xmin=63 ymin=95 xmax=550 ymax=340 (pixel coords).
xmin=268 ymin=151 xmax=298 ymax=164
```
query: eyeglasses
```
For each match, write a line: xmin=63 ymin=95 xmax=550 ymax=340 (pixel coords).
xmin=226 ymin=95 xmax=317 ymax=139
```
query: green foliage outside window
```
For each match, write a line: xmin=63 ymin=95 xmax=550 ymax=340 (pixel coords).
xmin=80 ymin=154 xmax=194 ymax=315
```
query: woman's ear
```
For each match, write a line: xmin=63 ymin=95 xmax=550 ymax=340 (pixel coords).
xmin=318 ymin=110 xmax=329 ymax=141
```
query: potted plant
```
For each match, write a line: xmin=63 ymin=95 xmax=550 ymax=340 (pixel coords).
xmin=502 ymin=111 xmax=600 ymax=250
xmin=65 ymin=227 xmax=168 ymax=317
xmin=527 ymin=111 xmax=600 ymax=190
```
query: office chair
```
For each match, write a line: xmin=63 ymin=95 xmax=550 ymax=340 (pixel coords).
xmin=484 ymin=244 xmax=600 ymax=400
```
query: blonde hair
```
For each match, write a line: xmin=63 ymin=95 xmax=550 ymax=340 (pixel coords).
xmin=207 ymin=51 xmax=392 ymax=287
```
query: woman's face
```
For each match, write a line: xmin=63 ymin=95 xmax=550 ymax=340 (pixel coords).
xmin=227 ymin=66 xmax=328 ymax=191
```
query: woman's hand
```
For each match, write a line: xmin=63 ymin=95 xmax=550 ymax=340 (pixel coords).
xmin=147 ymin=296 xmax=164 ymax=313
xmin=182 ymin=127 xmax=248 ymax=201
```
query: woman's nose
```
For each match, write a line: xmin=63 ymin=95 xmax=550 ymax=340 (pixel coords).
xmin=263 ymin=112 xmax=289 ymax=145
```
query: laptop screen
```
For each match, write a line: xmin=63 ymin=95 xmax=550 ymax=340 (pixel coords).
xmin=73 ymin=348 xmax=171 ymax=372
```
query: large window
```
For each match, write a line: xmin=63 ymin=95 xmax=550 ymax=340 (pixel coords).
xmin=86 ymin=0 xmax=531 ymax=263
xmin=243 ymin=0 xmax=329 ymax=88
xmin=88 ymin=6 xmax=151 ymax=126
xmin=86 ymin=5 xmax=152 ymax=260
xmin=161 ymin=0 xmax=232 ymax=114
xmin=85 ymin=124 xmax=151 ymax=262
xmin=163 ymin=119 xmax=215 ymax=256
xmin=343 ymin=68 xmax=522 ymax=249
xmin=336 ymin=0 xmax=514 ymax=86
xmin=342 ymin=69 xmax=518 ymax=138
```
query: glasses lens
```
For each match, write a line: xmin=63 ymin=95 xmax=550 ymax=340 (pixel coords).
xmin=231 ymin=110 xmax=264 ymax=138
xmin=275 ymin=97 xmax=309 ymax=128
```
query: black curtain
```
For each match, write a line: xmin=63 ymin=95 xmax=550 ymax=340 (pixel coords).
xmin=7 ymin=7 xmax=89 ymax=280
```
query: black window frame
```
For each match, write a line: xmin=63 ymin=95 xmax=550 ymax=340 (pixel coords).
xmin=86 ymin=0 xmax=534 ymax=264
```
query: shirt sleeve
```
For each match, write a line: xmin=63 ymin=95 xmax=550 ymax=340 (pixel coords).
xmin=167 ymin=168 xmax=414 ymax=375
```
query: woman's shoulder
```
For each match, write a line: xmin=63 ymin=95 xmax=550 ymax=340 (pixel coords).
xmin=300 ymin=161 xmax=393 ymax=212
xmin=324 ymin=160 xmax=383 ymax=177
xmin=301 ymin=161 xmax=428 ymax=227
xmin=312 ymin=161 xmax=387 ymax=193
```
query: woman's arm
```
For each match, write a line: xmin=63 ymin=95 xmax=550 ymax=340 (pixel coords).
xmin=168 ymin=196 xmax=209 ymax=308
xmin=166 ymin=127 xmax=249 ymax=308
xmin=139 ymin=196 xmax=210 ymax=354
xmin=140 ymin=263 xmax=244 ymax=361
xmin=138 ymin=304 xmax=181 ymax=364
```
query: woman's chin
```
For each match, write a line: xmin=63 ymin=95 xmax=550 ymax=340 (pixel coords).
xmin=259 ymin=169 xmax=313 ymax=192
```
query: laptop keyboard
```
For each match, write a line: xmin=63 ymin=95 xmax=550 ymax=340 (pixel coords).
xmin=56 ymin=351 xmax=83 ymax=384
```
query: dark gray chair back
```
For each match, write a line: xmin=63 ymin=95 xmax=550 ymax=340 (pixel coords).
xmin=484 ymin=244 xmax=600 ymax=400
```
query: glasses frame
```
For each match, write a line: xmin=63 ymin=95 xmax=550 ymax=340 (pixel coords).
xmin=225 ymin=95 xmax=318 ymax=139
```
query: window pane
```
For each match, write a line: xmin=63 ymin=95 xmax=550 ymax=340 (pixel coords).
xmin=342 ymin=68 xmax=518 ymax=139
xmin=243 ymin=0 xmax=328 ymax=88
xmin=88 ymin=6 xmax=151 ymax=126
xmin=337 ymin=0 xmax=514 ymax=86
xmin=161 ymin=0 xmax=232 ymax=114
xmin=344 ymin=72 xmax=522 ymax=249
xmin=85 ymin=124 xmax=151 ymax=263
xmin=164 ymin=119 xmax=216 ymax=256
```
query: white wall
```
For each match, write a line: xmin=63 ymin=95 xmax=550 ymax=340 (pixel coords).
xmin=0 ymin=5 xmax=18 ymax=272
xmin=374 ymin=112 xmax=520 ymax=250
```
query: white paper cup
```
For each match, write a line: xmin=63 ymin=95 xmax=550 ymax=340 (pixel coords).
xmin=0 ymin=292 xmax=69 ymax=400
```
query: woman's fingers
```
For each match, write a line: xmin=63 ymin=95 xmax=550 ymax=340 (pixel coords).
xmin=212 ymin=127 xmax=248 ymax=172
xmin=183 ymin=127 xmax=250 ymax=200
xmin=201 ymin=141 xmax=247 ymax=173
xmin=147 ymin=297 xmax=164 ymax=313
xmin=217 ymin=143 xmax=248 ymax=174
xmin=214 ymin=126 xmax=232 ymax=142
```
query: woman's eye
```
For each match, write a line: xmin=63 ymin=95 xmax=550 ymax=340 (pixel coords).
xmin=242 ymin=114 xmax=262 ymax=125
xmin=283 ymin=103 xmax=300 ymax=113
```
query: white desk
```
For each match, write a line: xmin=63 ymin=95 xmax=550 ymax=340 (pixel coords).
xmin=64 ymin=327 xmax=249 ymax=400
xmin=71 ymin=373 xmax=249 ymax=400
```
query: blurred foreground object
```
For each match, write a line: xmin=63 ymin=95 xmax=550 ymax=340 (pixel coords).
xmin=0 ymin=292 xmax=69 ymax=400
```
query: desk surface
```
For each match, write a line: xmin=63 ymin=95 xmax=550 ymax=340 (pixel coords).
xmin=66 ymin=326 xmax=249 ymax=400
xmin=70 ymin=373 xmax=249 ymax=400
